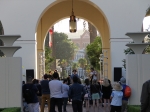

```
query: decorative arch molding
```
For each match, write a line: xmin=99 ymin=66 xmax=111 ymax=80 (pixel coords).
xmin=35 ymin=0 xmax=111 ymax=79
xmin=36 ymin=0 xmax=110 ymax=51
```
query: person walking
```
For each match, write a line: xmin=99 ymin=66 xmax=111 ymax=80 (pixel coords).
xmin=49 ymin=72 xmax=63 ymax=112
xmin=32 ymin=79 xmax=42 ymax=105
xmin=120 ymin=77 xmax=129 ymax=112
xmin=84 ymin=78 xmax=91 ymax=112
xmin=71 ymin=69 xmax=79 ymax=78
xmin=110 ymin=82 xmax=123 ymax=112
xmin=40 ymin=74 xmax=51 ymax=112
xmin=90 ymin=68 xmax=97 ymax=84
xmin=101 ymin=78 xmax=112 ymax=111
xmin=69 ymin=76 xmax=86 ymax=112
xmin=62 ymin=79 xmax=69 ymax=112
xmin=90 ymin=79 xmax=100 ymax=112
xmin=140 ymin=80 xmax=150 ymax=112
xmin=22 ymin=76 xmax=39 ymax=112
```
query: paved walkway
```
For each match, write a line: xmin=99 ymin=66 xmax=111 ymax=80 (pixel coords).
xmin=44 ymin=103 xmax=110 ymax=112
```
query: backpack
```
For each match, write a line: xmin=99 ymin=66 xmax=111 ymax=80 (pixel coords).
xmin=24 ymin=84 xmax=33 ymax=102
xmin=124 ymin=85 xmax=131 ymax=98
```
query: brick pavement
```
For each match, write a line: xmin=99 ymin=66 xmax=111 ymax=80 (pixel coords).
xmin=44 ymin=103 xmax=110 ymax=112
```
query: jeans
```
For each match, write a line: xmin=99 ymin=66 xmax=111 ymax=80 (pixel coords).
xmin=50 ymin=98 xmax=63 ymax=112
xmin=72 ymin=100 xmax=83 ymax=112
xmin=63 ymin=97 xmax=68 ymax=111
xmin=41 ymin=94 xmax=50 ymax=112
xmin=28 ymin=102 xmax=39 ymax=112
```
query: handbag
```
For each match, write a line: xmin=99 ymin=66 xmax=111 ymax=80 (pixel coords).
xmin=84 ymin=93 xmax=88 ymax=98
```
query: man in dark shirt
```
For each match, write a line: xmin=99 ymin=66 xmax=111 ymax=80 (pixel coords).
xmin=69 ymin=76 xmax=86 ymax=112
xmin=40 ymin=74 xmax=50 ymax=112
xmin=22 ymin=76 xmax=39 ymax=112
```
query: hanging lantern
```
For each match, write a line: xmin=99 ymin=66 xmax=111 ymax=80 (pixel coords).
xmin=69 ymin=0 xmax=77 ymax=33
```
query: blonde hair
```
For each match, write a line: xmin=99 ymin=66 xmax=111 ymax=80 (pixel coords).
xmin=103 ymin=78 xmax=110 ymax=87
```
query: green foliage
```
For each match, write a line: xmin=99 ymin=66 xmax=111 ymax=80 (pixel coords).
xmin=0 ymin=107 xmax=21 ymax=112
xmin=124 ymin=48 xmax=134 ymax=55
xmin=128 ymin=105 xmax=140 ymax=112
xmin=78 ymin=58 xmax=87 ymax=69
xmin=72 ymin=62 xmax=79 ymax=70
xmin=86 ymin=36 xmax=102 ymax=70
xmin=45 ymin=47 xmax=53 ymax=73
xmin=53 ymin=32 xmax=77 ymax=61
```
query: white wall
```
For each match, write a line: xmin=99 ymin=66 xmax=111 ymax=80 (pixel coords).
xmin=126 ymin=54 xmax=150 ymax=105
xmin=0 ymin=0 xmax=149 ymax=79
xmin=0 ymin=57 xmax=22 ymax=108
xmin=110 ymin=38 xmax=132 ymax=81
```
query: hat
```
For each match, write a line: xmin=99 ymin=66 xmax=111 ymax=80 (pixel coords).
xmin=120 ymin=77 xmax=126 ymax=84
xmin=113 ymin=82 xmax=123 ymax=91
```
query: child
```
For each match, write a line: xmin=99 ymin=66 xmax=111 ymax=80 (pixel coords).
xmin=110 ymin=82 xmax=123 ymax=112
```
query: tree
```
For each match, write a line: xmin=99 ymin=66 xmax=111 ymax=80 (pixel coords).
xmin=72 ymin=62 xmax=79 ymax=70
xmin=45 ymin=47 xmax=53 ymax=73
xmin=61 ymin=59 xmax=68 ymax=78
xmin=78 ymin=58 xmax=87 ymax=77
xmin=88 ymin=22 xmax=97 ymax=43
xmin=86 ymin=36 xmax=102 ymax=70
xmin=53 ymin=32 xmax=77 ymax=61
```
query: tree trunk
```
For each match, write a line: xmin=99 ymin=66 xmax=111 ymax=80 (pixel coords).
xmin=88 ymin=22 xmax=97 ymax=43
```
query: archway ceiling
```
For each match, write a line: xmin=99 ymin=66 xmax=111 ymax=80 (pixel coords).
xmin=37 ymin=0 xmax=110 ymax=50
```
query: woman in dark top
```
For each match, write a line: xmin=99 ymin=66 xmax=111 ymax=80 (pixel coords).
xmin=90 ymin=79 xmax=100 ymax=112
xmin=102 ymin=78 xmax=112 ymax=111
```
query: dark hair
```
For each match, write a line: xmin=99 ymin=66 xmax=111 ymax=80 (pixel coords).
xmin=22 ymin=81 xmax=25 ymax=85
xmin=54 ymin=69 xmax=58 ymax=72
xmin=63 ymin=79 xmax=68 ymax=83
xmin=72 ymin=69 xmax=77 ymax=72
xmin=91 ymin=67 xmax=94 ymax=70
xmin=73 ymin=76 xmax=78 ymax=83
xmin=36 ymin=79 xmax=39 ymax=84
xmin=53 ymin=72 xmax=59 ymax=79
xmin=32 ymin=79 xmax=37 ymax=84
xmin=44 ymin=74 xmax=48 ymax=79
xmin=84 ymin=78 xmax=89 ymax=85
xmin=27 ymin=76 xmax=33 ymax=83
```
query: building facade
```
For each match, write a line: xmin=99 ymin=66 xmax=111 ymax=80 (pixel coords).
xmin=0 ymin=0 xmax=149 ymax=81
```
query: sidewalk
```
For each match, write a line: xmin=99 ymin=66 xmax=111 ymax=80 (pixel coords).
xmin=44 ymin=103 xmax=109 ymax=112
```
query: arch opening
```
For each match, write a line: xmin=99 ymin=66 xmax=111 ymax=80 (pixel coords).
xmin=35 ymin=0 xmax=111 ymax=79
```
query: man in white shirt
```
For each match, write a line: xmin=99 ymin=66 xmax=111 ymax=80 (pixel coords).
xmin=49 ymin=72 xmax=63 ymax=112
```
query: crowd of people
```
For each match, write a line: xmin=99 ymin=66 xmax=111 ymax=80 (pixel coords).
xmin=22 ymin=68 xmax=131 ymax=112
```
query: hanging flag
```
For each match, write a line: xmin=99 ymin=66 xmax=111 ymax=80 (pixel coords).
xmin=49 ymin=29 xmax=53 ymax=47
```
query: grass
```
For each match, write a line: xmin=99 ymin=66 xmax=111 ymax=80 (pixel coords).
xmin=128 ymin=105 xmax=140 ymax=112
xmin=0 ymin=107 xmax=21 ymax=112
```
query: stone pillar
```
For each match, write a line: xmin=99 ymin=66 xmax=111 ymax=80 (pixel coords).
xmin=125 ymin=32 xmax=150 ymax=105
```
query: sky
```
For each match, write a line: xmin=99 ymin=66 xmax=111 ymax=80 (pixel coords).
xmin=54 ymin=17 xmax=150 ymax=38
xmin=54 ymin=18 xmax=88 ymax=33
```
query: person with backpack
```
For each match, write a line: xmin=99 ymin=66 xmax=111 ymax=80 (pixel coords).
xmin=22 ymin=76 xmax=39 ymax=112
xmin=120 ymin=77 xmax=131 ymax=112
